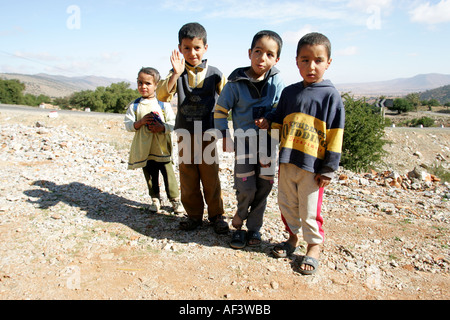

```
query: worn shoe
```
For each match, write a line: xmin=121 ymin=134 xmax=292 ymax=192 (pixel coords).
xmin=170 ymin=199 xmax=184 ymax=214
xmin=179 ymin=218 xmax=202 ymax=231
xmin=297 ymin=256 xmax=319 ymax=275
xmin=210 ymin=215 xmax=230 ymax=234
xmin=272 ymin=242 xmax=297 ymax=258
xmin=148 ymin=198 xmax=160 ymax=213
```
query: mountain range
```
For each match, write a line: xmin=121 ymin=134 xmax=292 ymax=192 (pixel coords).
xmin=1 ymin=72 xmax=450 ymax=98
xmin=335 ymin=73 xmax=450 ymax=97
xmin=0 ymin=73 xmax=135 ymax=98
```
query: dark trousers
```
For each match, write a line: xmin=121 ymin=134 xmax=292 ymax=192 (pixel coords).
xmin=142 ymin=160 xmax=179 ymax=200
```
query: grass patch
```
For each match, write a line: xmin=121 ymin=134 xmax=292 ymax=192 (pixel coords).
xmin=428 ymin=162 xmax=450 ymax=183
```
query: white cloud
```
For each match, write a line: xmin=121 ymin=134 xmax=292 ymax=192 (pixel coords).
xmin=346 ymin=0 xmax=393 ymax=12
xmin=160 ymin=0 xmax=205 ymax=12
xmin=14 ymin=51 xmax=60 ymax=62
xmin=173 ymin=0 xmax=347 ymax=24
xmin=335 ymin=46 xmax=358 ymax=56
xmin=409 ymin=0 xmax=450 ymax=24
xmin=159 ymin=0 xmax=394 ymax=27
xmin=100 ymin=52 xmax=121 ymax=63
xmin=282 ymin=25 xmax=315 ymax=45
xmin=0 ymin=26 xmax=25 ymax=36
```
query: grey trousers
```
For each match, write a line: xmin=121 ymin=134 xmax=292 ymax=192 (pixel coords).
xmin=234 ymin=161 xmax=274 ymax=232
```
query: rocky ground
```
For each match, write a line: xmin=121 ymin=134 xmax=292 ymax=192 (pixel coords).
xmin=0 ymin=105 xmax=449 ymax=301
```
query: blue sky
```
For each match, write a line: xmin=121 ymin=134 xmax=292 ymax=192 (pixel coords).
xmin=1 ymin=0 xmax=450 ymax=86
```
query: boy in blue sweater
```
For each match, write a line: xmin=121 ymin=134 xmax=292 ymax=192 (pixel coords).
xmin=264 ymin=32 xmax=345 ymax=275
xmin=215 ymin=30 xmax=285 ymax=249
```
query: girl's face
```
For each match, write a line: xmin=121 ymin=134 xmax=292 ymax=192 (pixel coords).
xmin=137 ymin=73 xmax=156 ymax=99
xmin=247 ymin=36 xmax=280 ymax=80
xmin=296 ymin=44 xmax=331 ymax=87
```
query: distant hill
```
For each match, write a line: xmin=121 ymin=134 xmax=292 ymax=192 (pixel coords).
xmin=0 ymin=73 xmax=135 ymax=98
xmin=2 ymin=72 xmax=450 ymax=99
xmin=419 ymin=85 xmax=450 ymax=104
xmin=335 ymin=73 xmax=450 ymax=97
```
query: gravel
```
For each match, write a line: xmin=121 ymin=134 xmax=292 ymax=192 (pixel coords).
xmin=0 ymin=107 xmax=449 ymax=300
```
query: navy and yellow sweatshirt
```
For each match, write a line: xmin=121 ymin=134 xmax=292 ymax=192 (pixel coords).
xmin=265 ymin=80 xmax=345 ymax=175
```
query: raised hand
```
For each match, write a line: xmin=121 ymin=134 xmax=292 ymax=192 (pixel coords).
xmin=170 ymin=50 xmax=185 ymax=76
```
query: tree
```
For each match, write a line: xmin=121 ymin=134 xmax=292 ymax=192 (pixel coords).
xmin=103 ymin=82 xmax=138 ymax=113
xmin=341 ymin=94 xmax=387 ymax=172
xmin=428 ymin=99 xmax=440 ymax=107
xmin=405 ymin=93 xmax=420 ymax=111
xmin=0 ymin=79 xmax=25 ymax=104
xmin=23 ymin=93 xmax=51 ymax=106
xmin=389 ymin=98 xmax=413 ymax=114
xmin=67 ymin=82 xmax=139 ymax=113
xmin=52 ymin=96 xmax=71 ymax=109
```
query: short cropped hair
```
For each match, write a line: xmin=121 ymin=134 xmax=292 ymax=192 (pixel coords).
xmin=296 ymin=32 xmax=331 ymax=59
xmin=178 ymin=22 xmax=207 ymax=45
xmin=251 ymin=30 xmax=283 ymax=58
xmin=138 ymin=67 xmax=160 ymax=83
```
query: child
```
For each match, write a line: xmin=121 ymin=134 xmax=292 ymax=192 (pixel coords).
xmin=214 ymin=30 xmax=285 ymax=249
xmin=124 ymin=67 xmax=182 ymax=214
xmin=264 ymin=32 xmax=345 ymax=275
xmin=156 ymin=22 xmax=229 ymax=234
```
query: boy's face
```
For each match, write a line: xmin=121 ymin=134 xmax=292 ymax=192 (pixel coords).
xmin=137 ymin=72 xmax=156 ymax=99
xmin=296 ymin=44 xmax=331 ymax=87
xmin=248 ymin=36 xmax=280 ymax=80
xmin=178 ymin=37 xmax=208 ymax=67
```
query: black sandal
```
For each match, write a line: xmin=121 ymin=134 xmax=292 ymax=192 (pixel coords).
xmin=247 ymin=230 xmax=262 ymax=247
xmin=230 ymin=230 xmax=247 ymax=249
xmin=272 ymin=242 xmax=296 ymax=258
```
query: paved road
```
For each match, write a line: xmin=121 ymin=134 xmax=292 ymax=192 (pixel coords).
xmin=0 ymin=103 xmax=124 ymax=119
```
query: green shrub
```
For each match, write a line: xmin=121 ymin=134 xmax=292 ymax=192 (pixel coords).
xmin=408 ymin=116 xmax=435 ymax=127
xmin=428 ymin=162 xmax=450 ymax=183
xmin=68 ymin=82 xmax=139 ymax=113
xmin=341 ymin=94 xmax=387 ymax=172
xmin=389 ymin=98 xmax=413 ymax=114
xmin=0 ymin=79 xmax=25 ymax=104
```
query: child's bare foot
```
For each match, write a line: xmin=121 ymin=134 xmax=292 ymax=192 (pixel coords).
xmin=231 ymin=214 xmax=243 ymax=230
xmin=286 ymin=233 xmax=298 ymax=249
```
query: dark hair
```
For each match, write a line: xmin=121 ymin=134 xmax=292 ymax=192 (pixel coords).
xmin=178 ymin=22 xmax=207 ymax=45
xmin=137 ymin=67 xmax=160 ymax=83
xmin=296 ymin=32 xmax=331 ymax=58
xmin=251 ymin=30 xmax=283 ymax=58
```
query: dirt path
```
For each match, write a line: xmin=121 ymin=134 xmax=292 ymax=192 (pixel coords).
xmin=0 ymin=105 xmax=449 ymax=302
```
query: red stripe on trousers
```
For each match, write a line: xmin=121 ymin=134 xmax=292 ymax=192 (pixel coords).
xmin=280 ymin=187 xmax=325 ymax=241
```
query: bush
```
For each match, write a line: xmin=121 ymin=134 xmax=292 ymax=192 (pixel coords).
xmin=68 ymin=82 xmax=139 ymax=113
xmin=389 ymin=98 xmax=413 ymax=114
xmin=0 ymin=79 xmax=51 ymax=106
xmin=341 ymin=94 xmax=387 ymax=172
xmin=428 ymin=162 xmax=450 ymax=183
xmin=408 ymin=116 xmax=435 ymax=127
xmin=23 ymin=93 xmax=51 ymax=106
xmin=0 ymin=79 xmax=25 ymax=104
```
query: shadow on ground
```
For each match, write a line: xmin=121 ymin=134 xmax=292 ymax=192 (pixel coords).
xmin=24 ymin=180 xmax=278 ymax=256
